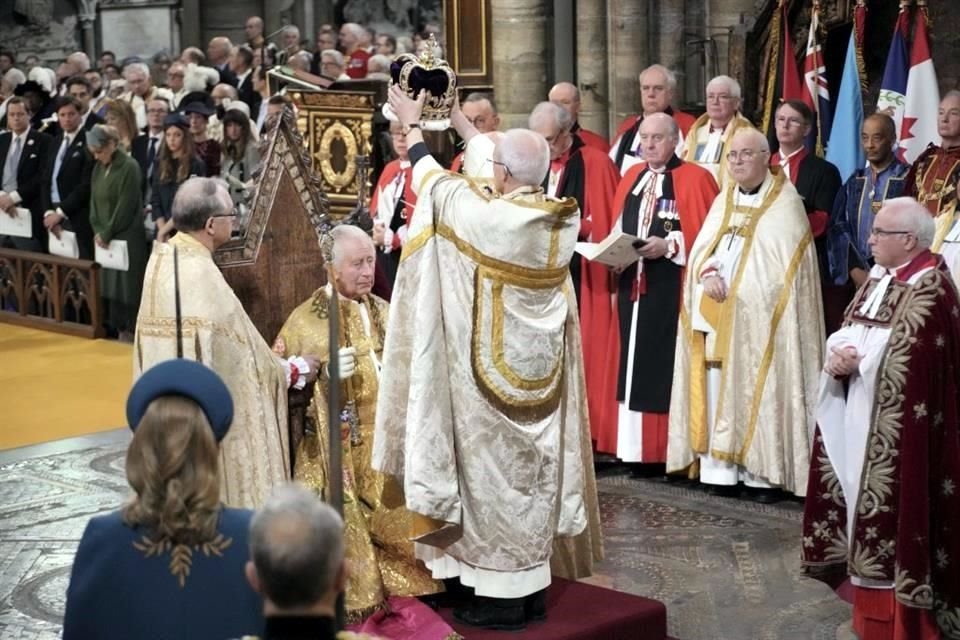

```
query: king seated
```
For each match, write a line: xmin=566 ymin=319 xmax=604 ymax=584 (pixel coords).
xmin=272 ymin=224 xmax=442 ymax=623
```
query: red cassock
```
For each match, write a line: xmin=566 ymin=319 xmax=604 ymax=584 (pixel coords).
xmin=549 ymin=140 xmax=620 ymax=449
xmin=370 ymin=159 xmax=417 ymax=293
xmin=576 ymin=127 xmax=610 ymax=153
xmin=594 ymin=159 xmax=717 ymax=458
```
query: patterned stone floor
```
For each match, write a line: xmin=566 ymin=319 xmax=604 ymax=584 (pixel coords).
xmin=0 ymin=432 xmax=850 ymax=639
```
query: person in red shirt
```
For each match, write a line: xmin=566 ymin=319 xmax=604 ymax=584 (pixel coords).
xmin=339 ymin=23 xmax=370 ymax=80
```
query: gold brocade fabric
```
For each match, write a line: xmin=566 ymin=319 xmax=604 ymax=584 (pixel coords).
xmin=273 ymin=287 xmax=441 ymax=617
xmin=135 ymin=234 xmax=289 ymax=509
xmin=667 ymin=171 xmax=824 ymax=494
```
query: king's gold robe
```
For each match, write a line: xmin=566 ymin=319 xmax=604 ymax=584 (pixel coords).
xmin=373 ymin=135 xmax=602 ymax=598
xmin=273 ymin=286 xmax=440 ymax=619
xmin=134 ymin=233 xmax=289 ymax=509
xmin=667 ymin=170 xmax=824 ymax=494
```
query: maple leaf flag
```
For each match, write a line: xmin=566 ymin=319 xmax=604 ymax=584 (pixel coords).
xmin=900 ymin=8 xmax=940 ymax=164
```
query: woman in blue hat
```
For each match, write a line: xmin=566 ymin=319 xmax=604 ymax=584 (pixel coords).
xmin=62 ymin=360 xmax=264 ymax=640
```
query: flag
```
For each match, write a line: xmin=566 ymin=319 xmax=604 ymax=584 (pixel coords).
xmin=802 ymin=2 xmax=831 ymax=155
xmin=900 ymin=5 xmax=940 ymax=164
xmin=877 ymin=4 xmax=910 ymax=139
xmin=825 ymin=28 xmax=865 ymax=183
xmin=762 ymin=0 xmax=803 ymax=140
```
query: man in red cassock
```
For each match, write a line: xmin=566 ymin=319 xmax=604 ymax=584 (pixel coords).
xmin=371 ymin=121 xmax=416 ymax=286
xmin=801 ymin=197 xmax=960 ymax=640
xmin=598 ymin=112 xmax=717 ymax=465
xmin=529 ymin=100 xmax=619 ymax=450
xmin=609 ymin=64 xmax=696 ymax=175
xmin=548 ymin=82 xmax=608 ymax=153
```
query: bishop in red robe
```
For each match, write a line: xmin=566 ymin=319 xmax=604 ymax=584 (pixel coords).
xmin=597 ymin=112 xmax=717 ymax=462
xmin=371 ymin=123 xmax=417 ymax=286
xmin=529 ymin=101 xmax=620 ymax=449
xmin=801 ymin=198 xmax=960 ymax=640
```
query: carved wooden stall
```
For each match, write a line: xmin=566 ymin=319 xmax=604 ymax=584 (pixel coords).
xmin=0 ymin=249 xmax=103 ymax=338
xmin=213 ymin=108 xmax=331 ymax=347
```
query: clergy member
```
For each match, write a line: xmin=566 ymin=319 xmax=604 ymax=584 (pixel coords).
xmin=272 ymin=224 xmax=443 ymax=622
xmin=682 ymin=75 xmax=754 ymax=187
xmin=609 ymin=64 xmax=696 ymax=174
xmin=529 ymin=100 xmax=619 ymax=457
xmin=827 ymin=113 xmax=909 ymax=288
xmin=134 ymin=177 xmax=319 ymax=509
xmin=906 ymin=91 xmax=960 ymax=286
xmin=600 ymin=113 xmax=717 ymax=467
xmin=370 ymin=121 xmax=416 ymax=285
xmin=548 ymin=81 xmax=608 ymax=152
xmin=668 ymin=128 xmax=823 ymax=503
xmin=450 ymin=92 xmax=500 ymax=173
xmin=374 ymin=86 xmax=600 ymax=631
xmin=802 ymin=197 xmax=960 ymax=640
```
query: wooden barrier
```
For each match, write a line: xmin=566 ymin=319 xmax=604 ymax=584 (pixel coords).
xmin=0 ymin=249 xmax=104 ymax=339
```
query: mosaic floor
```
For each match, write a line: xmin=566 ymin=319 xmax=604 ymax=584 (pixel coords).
xmin=0 ymin=432 xmax=850 ymax=640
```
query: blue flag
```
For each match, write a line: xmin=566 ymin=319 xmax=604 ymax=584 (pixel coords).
xmin=826 ymin=30 xmax=865 ymax=183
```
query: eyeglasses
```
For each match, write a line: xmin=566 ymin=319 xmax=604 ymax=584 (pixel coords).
xmin=487 ymin=158 xmax=512 ymax=179
xmin=726 ymin=149 xmax=767 ymax=162
xmin=870 ymin=227 xmax=912 ymax=238
xmin=707 ymin=94 xmax=735 ymax=103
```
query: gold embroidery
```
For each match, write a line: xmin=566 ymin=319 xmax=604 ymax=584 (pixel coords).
xmin=132 ymin=533 xmax=233 ymax=588
xmin=137 ymin=317 xmax=250 ymax=346
xmin=490 ymin=279 xmax=563 ymax=392
xmin=399 ymin=224 xmax=435 ymax=262
xmin=471 ymin=269 xmax=565 ymax=423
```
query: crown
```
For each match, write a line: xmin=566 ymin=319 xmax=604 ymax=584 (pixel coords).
xmin=385 ymin=34 xmax=457 ymax=131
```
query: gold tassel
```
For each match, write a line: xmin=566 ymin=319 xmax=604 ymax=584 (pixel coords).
xmin=761 ymin=0 xmax=785 ymax=134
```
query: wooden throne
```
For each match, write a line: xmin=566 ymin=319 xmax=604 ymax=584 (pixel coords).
xmin=213 ymin=107 xmax=331 ymax=345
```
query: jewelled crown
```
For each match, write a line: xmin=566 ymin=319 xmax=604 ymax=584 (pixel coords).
xmin=386 ymin=34 xmax=457 ymax=131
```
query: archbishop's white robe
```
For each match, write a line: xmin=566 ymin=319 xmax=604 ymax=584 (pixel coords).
xmin=373 ymin=135 xmax=600 ymax=598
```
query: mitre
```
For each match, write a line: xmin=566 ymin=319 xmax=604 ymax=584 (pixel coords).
xmin=383 ymin=34 xmax=457 ymax=131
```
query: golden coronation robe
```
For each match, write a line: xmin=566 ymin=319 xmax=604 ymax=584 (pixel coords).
xmin=273 ymin=285 xmax=440 ymax=619
xmin=667 ymin=170 xmax=824 ymax=494
xmin=134 ymin=233 xmax=289 ymax=509
xmin=373 ymin=135 xmax=602 ymax=598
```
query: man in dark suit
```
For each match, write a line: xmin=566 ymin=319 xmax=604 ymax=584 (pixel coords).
xmin=208 ymin=37 xmax=238 ymax=87
xmin=42 ymin=97 xmax=95 ymax=259
xmin=131 ymin=97 xmax=169 ymax=204
xmin=770 ymin=99 xmax=843 ymax=330
xmin=0 ymin=97 xmax=53 ymax=253
xmin=231 ymin=46 xmax=260 ymax=118
xmin=66 ymin=75 xmax=104 ymax=132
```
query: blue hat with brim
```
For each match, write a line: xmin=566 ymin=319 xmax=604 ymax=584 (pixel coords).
xmin=126 ymin=360 xmax=234 ymax=441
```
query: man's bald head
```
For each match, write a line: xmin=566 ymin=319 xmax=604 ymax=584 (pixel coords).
xmin=207 ymin=37 xmax=233 ymax=65
xmin=548 ymin=81 xmax=581 ymax=121
xmin=493 ymin=129 xmax=550 ymax=189
xmin=462 ymin=92 xmax=499 ymax=133
xmin=728 ymin=128 xmax=770 ymax=190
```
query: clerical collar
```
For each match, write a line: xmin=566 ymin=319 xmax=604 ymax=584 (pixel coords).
xmin=709 ymin=121 xmax=728 ymax=134
xmin=648 ymin=154 xmax=682 ymax=174
xmin=888 ymin=249 xmax=936 ymax=282
xmin=738 ymin=182 xmax=763 ymax=196
xmin=399 ymin=160 xmax=411 ymax=169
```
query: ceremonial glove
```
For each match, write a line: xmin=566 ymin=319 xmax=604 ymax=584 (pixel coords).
xmin=326 ymin=347 xmax=357 ymax=380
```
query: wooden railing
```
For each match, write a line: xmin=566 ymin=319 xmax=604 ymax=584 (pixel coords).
xmin=0 ymin=249 xmax=104 ymax=338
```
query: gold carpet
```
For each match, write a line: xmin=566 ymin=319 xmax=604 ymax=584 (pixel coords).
xmin=0 ymin=324 xmax=132 ymax=450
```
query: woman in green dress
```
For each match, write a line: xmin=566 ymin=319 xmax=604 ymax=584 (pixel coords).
xmin=87 ymin=124 xmax=147 ymax=340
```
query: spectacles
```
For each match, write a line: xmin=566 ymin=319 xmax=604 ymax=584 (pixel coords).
xmin=726 ymin=149 xmax=767 ymax=162
xmin=487 ymin=158 xmax=512 ymax=179
xmin=707 ymin=94 xmax=734 ymax=103
xmin=870 ymin=227 xmax=912 ymax=238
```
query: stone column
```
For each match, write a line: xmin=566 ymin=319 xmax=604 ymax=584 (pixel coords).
xmin=576 ymin=0 xmax=609 ymax=136
xmin=607 ymin=0 xmax=648 ymax=130
xmin=77 ymin=0 xmax=98 ymax=59
xmin=649 ymin=0 xmax=686 ymax=104
xmin=491 ymin=0 xmax=549 ymax=129
xmin=708 ymin=0 xmax=755 ymax=81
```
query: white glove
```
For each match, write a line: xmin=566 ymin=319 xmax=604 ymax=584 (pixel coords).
xmin=326 ymin=347 xmax=357 ymax=380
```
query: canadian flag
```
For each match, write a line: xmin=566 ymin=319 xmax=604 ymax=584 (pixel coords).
xmin=900 ymin=9 xmax=940 ymax=164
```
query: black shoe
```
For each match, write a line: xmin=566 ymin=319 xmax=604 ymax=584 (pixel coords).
xmin=524 ymin=589 xmax=547 ymax=623
xmin=705 ymin=483 xmax=739 ymax=497
xmin=454 ymin=596 xmax=526 ymax=631
xmin=749 ymin=488 xmax=783 ymax=504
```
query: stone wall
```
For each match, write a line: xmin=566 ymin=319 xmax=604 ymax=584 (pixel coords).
xmin=0 ymin=0 xmax=80 ymax=69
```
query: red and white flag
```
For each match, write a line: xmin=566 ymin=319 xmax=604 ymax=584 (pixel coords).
xmin=802 ymin=2 xmax=831 ymax=153
xmin=900 ymin=7 xmax=940 ymax=164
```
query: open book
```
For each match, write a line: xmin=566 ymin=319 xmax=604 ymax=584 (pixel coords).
xmin=575 ymin=231 xmax=643 ymax=270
